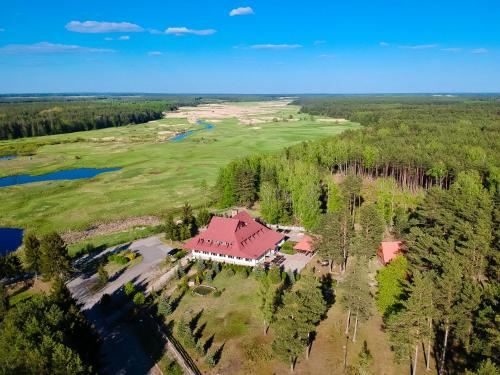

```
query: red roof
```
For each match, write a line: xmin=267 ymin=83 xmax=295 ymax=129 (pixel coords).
xmin=184 ymin=211 xmax=285 ymax=260
xmin=293 ymin=235 xmax=314 ymax=252
xmin=378 ymin=241 xmax=403 ymax=265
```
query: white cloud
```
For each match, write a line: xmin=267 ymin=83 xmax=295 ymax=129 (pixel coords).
xmin=66 ymin=20 xmax=143 ymax=33
xmin=104 ymin=37 xmax=113 ymax=41
xmin=399 ymin=44 xmax=438 ymax=50
xmin=250 ymin=44 xmax=302 ymax=50
xmin=229 ymin=7 xmax=254 ymax=16
xmin=379 ymin=41 xmax=389 ymax=47
xmin=165 ymin=27 xmax=216 ymax=36
xmin=471 ymin=48 xmax=488 ymax=54
xmin=0 ymin=42 xmax=114 ymax=54
xmin=314 ymin=40 xmax=326 ymax=45
xmin=118 ymin=35 xmax=130 ymax=41
xmin=148 ymin=51 xmax=163 ymax=56
xmin=319 ymin=54 xmax=336 ymax=58
xmin=441 ymin=47 xmax=462 ymax=52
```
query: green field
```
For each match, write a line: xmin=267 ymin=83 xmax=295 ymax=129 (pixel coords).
xmin=0 ymin=102 xmax=358 ymax=233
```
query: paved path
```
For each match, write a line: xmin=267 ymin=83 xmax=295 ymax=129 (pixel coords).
xmin=68 ymin=236 xmax=173 ymax=310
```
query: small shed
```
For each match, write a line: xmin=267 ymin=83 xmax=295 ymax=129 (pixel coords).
xmin=293 ymin=235 xmax=314 ymax=254
xmin=377 ymin=241 xmax=403 ymax=265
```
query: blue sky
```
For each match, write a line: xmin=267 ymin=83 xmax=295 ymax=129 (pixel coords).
xmin=0 ymin=0 xmax=499 ymax=93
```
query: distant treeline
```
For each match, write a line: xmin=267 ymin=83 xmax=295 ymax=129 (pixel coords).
xmin=0 ymin=98 xmax=199 ymax=140
xmin=215 ymin=97 xmax=500 ymax=228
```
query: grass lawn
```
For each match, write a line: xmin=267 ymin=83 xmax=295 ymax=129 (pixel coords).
xmin=0 ymin=102 xmax=358 ymax=233
xmin=166 ymin=270 xmax=278 ymax=374
xmin=164 ymin=263 xmax=433 ymax=375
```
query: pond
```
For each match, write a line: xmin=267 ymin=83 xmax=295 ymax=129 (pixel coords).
xmin=192 ymin=285 xmax=216 ymax=296
xmin=0 ymin=155 xmax=16 ymax=161
xmin=0 ymin=228 xmax=24 ymax=256
xmin=170 ymin=120 xmax=215 ymax=142
xmin=0 ymin=167 xmax=121 ymax=188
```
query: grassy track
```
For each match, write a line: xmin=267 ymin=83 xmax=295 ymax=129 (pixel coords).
xmin=0 ymin=103 xmax=358 ymax=232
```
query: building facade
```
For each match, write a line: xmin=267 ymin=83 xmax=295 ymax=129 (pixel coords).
xmin=184 ymin=211 xmax=285 ymax=267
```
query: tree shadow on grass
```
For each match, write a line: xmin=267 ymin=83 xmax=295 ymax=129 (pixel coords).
xmin=194 ymin=322 xmax=207 ymax=342
xmin=189 ymin=309 xmax=204 ymax=331
xmin=214 ymin=342 xmax=225 ymax=365
xmin=203 ymin=334 xmax=215 ymax=353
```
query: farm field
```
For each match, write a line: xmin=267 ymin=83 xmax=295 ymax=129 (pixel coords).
xmin=0 ymin=100 xmax=358 ymax=233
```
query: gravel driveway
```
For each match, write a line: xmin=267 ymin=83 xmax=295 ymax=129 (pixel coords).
xmin=68 ymin=236 xmax=173 ymax=310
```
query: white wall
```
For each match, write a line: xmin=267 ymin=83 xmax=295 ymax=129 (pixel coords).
xmin=191 ymin=250 xmax=271 ymax=267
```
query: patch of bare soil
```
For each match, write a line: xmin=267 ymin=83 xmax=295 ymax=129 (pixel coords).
xmin=61 ymin=216 xmax=162 ymax=244
xmin=165 ymin=100 xmax=293 ymax=125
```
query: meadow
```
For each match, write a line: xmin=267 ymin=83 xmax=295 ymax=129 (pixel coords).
xmin=0 ymin=101 xmax=358 ymax=233
xmin=164 ymin=261 xmax=412 ymax=375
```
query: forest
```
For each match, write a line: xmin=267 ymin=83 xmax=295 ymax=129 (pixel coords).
xmin=214 ymin=96 xmax=499 ymax=374
xmin=0 ymin=97 xmax=200 ymax=140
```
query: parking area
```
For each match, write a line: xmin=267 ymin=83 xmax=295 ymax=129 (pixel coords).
xmin=264 ymin=251 xmax=314 ymax=273
xmin=280 ymin=252 xmax=314 ymax=272
xmin=68 ymin=235 xmax=173 ymax=310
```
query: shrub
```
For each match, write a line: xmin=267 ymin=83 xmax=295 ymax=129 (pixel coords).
xmin=108 ymin=254 xmax=129 ymax=265
xmin=124 ymin=281 xmax=135 ymax=296
xmin=253 ymin=266 xmax=265 ymax=279
xmin=212 ymin=262 xmax=221 ymax=273
xmin=173 ymin=249 xmax=188 ymax=260
xmin=196 ymin=259 xmax=206 ymax=272
xmin=195 ymin=274 xmax=202 ymax=285
xmin=204 ymin=270 xmax=213 ymax=282
xmin=158 ymin=295 xmax=172 ymax=317
xmin=280 ymin=242 xmax=296 ymax=255
xmin=226 ymin=269 xmax=235 ymax=277
xmin=205 ymin=351 xmax=216 ymax=367
xmin=97 ymin=264 xmax=109 ymax=284
xmin=196 ymin=341 xmax=206 ymax=356
xmin=123 ymin=251 xmax=137 ymax=261
xmin=133 ymin=292 xmax=145 ymax=306
xmin=213 ymin=290 xmax=222 ymax=298
xmin=268 ymin=266 xmax=282 ymax=284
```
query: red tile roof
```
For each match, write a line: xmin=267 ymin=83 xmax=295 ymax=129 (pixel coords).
xmin=184 ymin=211 xmax=285 ymax=260
xmin=378 ymin=241 xmax=403 ymax=265
xmin=293 ymin=235 xmax=314 ymax=252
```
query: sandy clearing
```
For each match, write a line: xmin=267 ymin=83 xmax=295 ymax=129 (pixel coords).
xmin=164 ymin=99 xmax=294 ymax=125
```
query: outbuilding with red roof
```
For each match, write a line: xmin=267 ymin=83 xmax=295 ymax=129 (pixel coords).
xmin=293 ymin=234 xmax=314 ymax=254
xmin=184 ymin=211 xmax=285 ymax=266
xmin=377 ymin=241 xmax=404 ymax=265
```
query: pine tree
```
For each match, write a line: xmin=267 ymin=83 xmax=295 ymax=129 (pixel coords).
xmin=259 ymin=275 xmax=280 ymax=334
xmin=23 ymin=232 xmax=41 ymax=278
xmin=358 ymin=203 xmax=385 ymax=257
xmin=341 ymin=173 xmax=362 ymax=225
xmin=272 ymin=292 xmax=308 ymax=372
xmin=314 ymin=209 xmax=352 ymax=272
xmin=164 ymin=213 xmax=179 ymax=241
xmin=388 ymin=271 xmax=436 ymax=375
xmin=196 ymin=207 xmax=212 ymax=227
xmin=39 ymin=232 xmax=71 ymax=279
xmin=341 ymin=259 xmax=372 ymax=342
xmin=294 ymin=273 xmax=328 ymax=358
